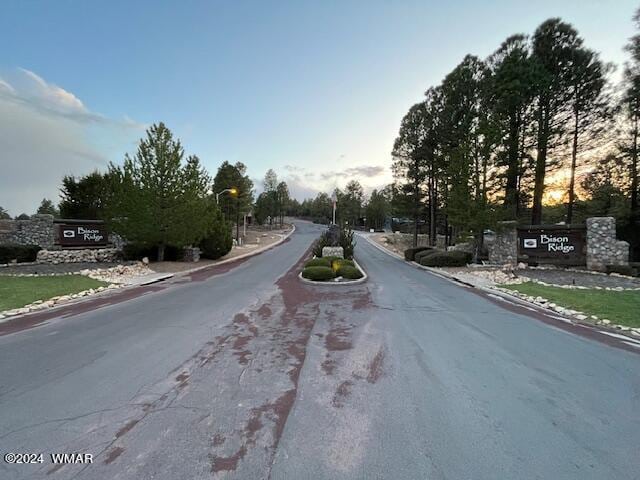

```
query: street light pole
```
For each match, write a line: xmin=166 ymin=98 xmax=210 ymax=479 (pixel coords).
xmin=216 ymin=187 xmax=237 ymax=205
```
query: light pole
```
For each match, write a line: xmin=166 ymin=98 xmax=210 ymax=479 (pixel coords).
xmin=216 ymin=188 xmax=237 ymax=205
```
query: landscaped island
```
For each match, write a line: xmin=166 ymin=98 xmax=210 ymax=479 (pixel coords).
xmin=300 ymin=226 xmax=365 ymax=283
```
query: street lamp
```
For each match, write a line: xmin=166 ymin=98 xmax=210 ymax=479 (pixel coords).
xmin=216 ymin=187 xmax=237 ymax=204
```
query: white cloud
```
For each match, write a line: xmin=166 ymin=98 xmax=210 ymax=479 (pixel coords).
xmin=0 ymin=68 xmax=143 ymax=216
xmin=278 ymin=163 xmax=389 ymax=201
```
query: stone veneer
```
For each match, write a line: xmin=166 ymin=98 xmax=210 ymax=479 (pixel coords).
xmin=322 ymin=246 xmax=344 ymax=258
xmin=488 ymin=221 xmax=518 ymax=266
xmin=586 ymin=217 xmax=629 ymax=271
xmin=36 ymin=248 xmax=120 ymax=264
xmin=182 ymin=246 xmax=201 ymax=262
xmin=0 ymin=214 xmax=55 ymax=248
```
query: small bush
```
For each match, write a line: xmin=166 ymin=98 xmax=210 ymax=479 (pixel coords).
xmin=414 ymin=248 xmax=436 ymax=262
xmin=301 ymin=266 xmax=336 ymax=281
xmin=305 ymin=258 xmax=331 ymax=268
xmin=418 ymin=251 xmax=472 ymax=267
xmin=329 ymin=258 xmax=355 ymax=272
xmin=336 ymin=265 xmax=363 ymax=279
xmin=404 ymin=246 xmax=432 ymax=261
xmin=339 ymin=226 xmax=355 ymax=259
xmin=606 ymin=265 xmax=638 ymax=277
xmin=0 ymin=244 xmax=41 ymax=264
xmin=312 ymin=232 xmax=332 ymax=257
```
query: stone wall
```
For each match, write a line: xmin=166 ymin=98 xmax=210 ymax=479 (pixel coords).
xmin=488 ymin=221 xmax=518 ymax=266
xmin=0 ymin=214 xmax=55 ymax=248
xmin=586 ymin=217 xmax=629 ymax=271
xmin=36 ymin=248 xmax=120 ymax=264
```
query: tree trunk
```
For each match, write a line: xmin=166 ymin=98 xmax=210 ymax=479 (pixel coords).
xmin=631 ymin=111 xmax=639 ymax=220
xmin=532 ymin=105 xmax=549 ymax=225
xmin=430 ymin=174 xmax=437 ymax=246
xmin=567 ymin=106 xmax=580 ymax=224
xmin=157 ymin=243 xmax=165 ymax=262
xmin=412 ymin=180 xmax=419 ymax=248
xmin=504 ymin=112 xmax=520 ymax=219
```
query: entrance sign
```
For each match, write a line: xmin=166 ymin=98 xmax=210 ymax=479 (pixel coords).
xmin=56 ymin=222 xmax=108 ymax=247
xmin=517 ymin=225 xmax=586 ymax=265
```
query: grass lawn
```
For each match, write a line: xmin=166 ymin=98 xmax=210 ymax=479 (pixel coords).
xmin=0 ymin=275 xmax=108 ymax=311
xmin=501 ymin=282 xmax=640 ymax=328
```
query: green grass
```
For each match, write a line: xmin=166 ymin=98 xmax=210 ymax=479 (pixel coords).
xmin=0 ymin=275 xmax=108 ymax=311
xmin=501 ymin=282 xmax=640 ymax=328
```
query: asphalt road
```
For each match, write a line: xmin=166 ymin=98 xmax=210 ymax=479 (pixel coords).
xmin=1 ymin=221 xmax=639 ymax=480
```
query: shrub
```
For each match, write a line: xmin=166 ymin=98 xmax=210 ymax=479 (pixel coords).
xmin=301 ymin=266 xmax=336 ymax=281
xmin=414 ymin=248 xmax=436 ymax=262
xmin=404 ymin=246 xmax=432 ymax=261
xmin=329 ymin=258 xmax=355 ymax=272
xmin=606 ymin=265 xmax=638 ymax=277
xmin=339 ymin=226 xmax=355 ymax=259
xmin=200 ymin=217 xmax=233 ymax=260
xmin=0 ymin=244 xmax=41 ymax=264
xmin=312 ymin=232 xmax=332 ymax=257
xmin=336 ymin=264 xmax=363 ymax=279
xmin=418 ymin=251 xmax=472 ymax=267
xmin=305 ymin=258 xmax=331 ymax=268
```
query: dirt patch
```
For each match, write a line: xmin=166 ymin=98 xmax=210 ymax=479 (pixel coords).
xmin=115 ymin=419 xmax=140 ymax=439
xmin=212 ymin=433 xmax=225 ymax=447
xmin=325 ymin=325 xmax=352 ymax=351
xmin=332 ymin=380 xmax=353 ymax=408
xmin=210 ymin=446 xmax=247 ymax=473
xmin=367 ymin=348 xmax=385 ymax=384
xmin=104 ymin=446 xmax=125 ymax=464
xmin=321 ymin=357 xmax=337 ymax=375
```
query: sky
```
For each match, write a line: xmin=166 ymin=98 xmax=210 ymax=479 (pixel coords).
xmin=0 ymin=0 xmax=637 ymax=215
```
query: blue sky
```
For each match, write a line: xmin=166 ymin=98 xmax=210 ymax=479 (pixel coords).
xmin=0 ymin=0 xmax=637 ymax=214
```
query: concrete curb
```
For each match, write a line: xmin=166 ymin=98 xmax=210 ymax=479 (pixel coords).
xmin=298 ymin=258 xmax=368 ymax=286
xmin=170 ymin=224 xmax=296 ymax=279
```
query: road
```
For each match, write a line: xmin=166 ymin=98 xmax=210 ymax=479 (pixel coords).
xmin=1 ymin=220 xmax=639 ymax=480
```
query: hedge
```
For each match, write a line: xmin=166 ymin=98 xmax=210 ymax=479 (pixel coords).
xmin=301 ymin=266 xmax=336 ymax=281
xmin=0 ymin=244 xmax=41 ymax=264
xmin=336 ymin=265 xmax=363 ymax=279
xmin=418 ymin=250 xmax=472 ymax=267
xmin=414 ymin=248 xmax=437 ymax=262
xmin=305 ymin=258 xmax=331 ymax=268
xmin=404 ymin=246 xmax=432 ymax=261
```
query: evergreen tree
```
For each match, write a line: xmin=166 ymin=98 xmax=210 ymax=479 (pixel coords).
xmin=392 ymin=101 xmax=430 ymax=247
xmin=213 ymin=161 xmax=254 ymax=239
xmin=565 ymin=47 xmax=611 ymax=223
xmin=0 ymin=206 xmax=10 ymax=220
xmin=107 ymin=123 xmax=212 ymax=261
xmin=621 ymin=7 xmax=640 ymax=220
xmin=36 ymin=198 xmax=59 ymax=216
xmin=59 ymin=171 xmax=112 ymax=219
xmin=531 ymin=19 xmax=582 ymax=225
xmin=365 ymin=189 xmax=388 ymax=230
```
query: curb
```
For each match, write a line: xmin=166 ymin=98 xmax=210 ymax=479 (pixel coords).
xmin=170 ymin=224 xmax=296 ymax=279
xmin=361 ymin=234 xmax=640 ymax=344
xmin=298 ymin=258 xmax=368 ymax=286
xmin=0 ymin=225 xmax=297 ymax=323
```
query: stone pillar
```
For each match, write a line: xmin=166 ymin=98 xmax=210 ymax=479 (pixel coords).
xmin=489 ymin=221 xmax=518 ymax=266
xmin=182 ymin=247 xmax=201 ymax=262
xmin=586 ymin=217 xmax=629 ymax=271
